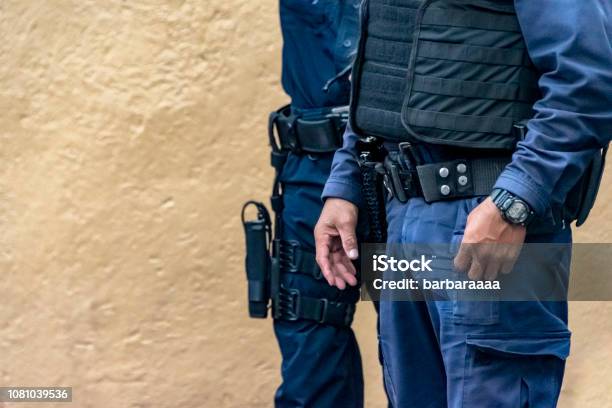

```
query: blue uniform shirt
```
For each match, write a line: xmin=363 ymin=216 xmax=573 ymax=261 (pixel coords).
xmin=279 ymin=0 xmax=360 ymax=110
xmin=323 ymin=0 xmax=612 ymax=217
xmin=277 ymin=1 xmax=360 ymax=248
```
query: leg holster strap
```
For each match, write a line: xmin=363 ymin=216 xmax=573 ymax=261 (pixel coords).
xmin=274 ymin=286 xmax=356 ymax=327
xmin=278 ymin=240 xmax=324 ymax=281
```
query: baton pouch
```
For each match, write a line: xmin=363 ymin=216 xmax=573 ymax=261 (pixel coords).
xmin=241 ymin=201 xmax=272 ymax=318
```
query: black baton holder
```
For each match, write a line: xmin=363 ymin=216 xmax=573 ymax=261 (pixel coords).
xmin=241 ymin=201 xmax=272 ymax=318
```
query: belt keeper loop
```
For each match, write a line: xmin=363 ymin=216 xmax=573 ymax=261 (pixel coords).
xmin=290 ymin=115 xmax=302 ymax=153
xmin=345 ymin=303 xmax=355 ymax=326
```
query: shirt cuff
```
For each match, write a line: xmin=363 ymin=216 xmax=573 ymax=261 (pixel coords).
xmin=493 ymin=167 xmax=549 ymax=216
xmin=321 ymin=178 xmax=363 ymax=208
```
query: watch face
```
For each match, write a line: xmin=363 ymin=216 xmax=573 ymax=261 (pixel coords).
xmin=507 ymin=201 xmax=529 ymax=223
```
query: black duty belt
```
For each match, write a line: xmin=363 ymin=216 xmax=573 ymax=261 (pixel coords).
xmin=269 ymin=104 xmax=347 ymax=154
xmin=378 ymin=145 xmax=512 ymax=203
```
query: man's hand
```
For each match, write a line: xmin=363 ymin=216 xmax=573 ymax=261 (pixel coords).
xmin=454 ymin=198 xmax=526 ymax=281
xmin=314 ymin=198 xmax=360 ymax=289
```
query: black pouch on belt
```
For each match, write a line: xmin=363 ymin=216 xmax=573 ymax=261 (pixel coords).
xmin=565 ymin=145 xmax=609 ymax=227
xmin=241 ymin=201 xmax=272 ymax=318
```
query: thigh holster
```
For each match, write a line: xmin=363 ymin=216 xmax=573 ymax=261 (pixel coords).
xmin=272 ymin=240 xmax=356 ymax=328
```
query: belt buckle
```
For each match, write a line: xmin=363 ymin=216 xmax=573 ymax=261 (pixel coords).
xmin=276 ymin=113 xmax=301 ymax=154
xmin=398 ymin=141 xmax=422 ymax=166
xmin=279 ymin=240 xmax=300 ymax=273
xmin=278 ymin=286 xmax=300 ymax=321
xmin=317 ymin=298 xmax=329 ymax=324
xmin=384 ymin=157 xmax=408 ymax=203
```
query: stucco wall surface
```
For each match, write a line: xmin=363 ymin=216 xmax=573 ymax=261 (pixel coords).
xmin=0 ymin=1 xmax=610 ymax=407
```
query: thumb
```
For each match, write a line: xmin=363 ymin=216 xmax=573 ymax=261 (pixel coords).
xmin=337 ymin=220 xmax=359 ymax=260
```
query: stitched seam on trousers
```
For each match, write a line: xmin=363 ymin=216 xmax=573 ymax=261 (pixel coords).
xmin=382 ymin=358 xmax=398 ymax=405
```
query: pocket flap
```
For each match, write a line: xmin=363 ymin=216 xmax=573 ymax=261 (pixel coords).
xmin=466 ymin=332 xmax=571 ymax=360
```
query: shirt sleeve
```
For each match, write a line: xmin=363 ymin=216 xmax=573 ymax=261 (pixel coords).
xmin=494 ymin=0 xmax=612 ymax=216
xmin=321 ymin=122 xmax=364 ymax=207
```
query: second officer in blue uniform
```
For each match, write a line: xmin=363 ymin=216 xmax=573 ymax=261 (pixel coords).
xmin=264 ymin=1 xmax=365 ymax=407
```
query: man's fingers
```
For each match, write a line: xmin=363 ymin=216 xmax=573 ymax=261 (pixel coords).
xmin=485 ymin=244 xmax=522 ymax=280
xmin=500 ymin=246 xmax=521 ymax=275
xmin=479 ymin=247 xmax=500 ymax=281
xmin=467 ymin=258 xmax=484 ymax=281
xmin=483 ymin=260 xmax=499 ymax=281
xmin=318 ymin=257 xmax=335 ymax=286
xmin=315 ymin=235 xmax=335 ymax=286
xmin=338 ymin=253 xmax=357 ymax=276
xmin=333 ymin=256 xmax=359 ymax=287
xmin=314 ymin=198 xmax=360 ymax=288
xmin=500 ymin=259 xmax=514 ymax=275
xmin=334 ymin=275 xmax=346 ymax=290
xmin=314 ymin=231 xmax=358 ymax=288
xmin=454 ymin=243 xmax=472 ymax=273
xmin=337 ymin=221 xmax=359 ymax=260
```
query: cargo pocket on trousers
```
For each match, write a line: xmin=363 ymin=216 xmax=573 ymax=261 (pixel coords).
xmin=463 ymin=332 xmax=570 ymax=408
xmin=453 ymin=300 xmax=500 ymax=325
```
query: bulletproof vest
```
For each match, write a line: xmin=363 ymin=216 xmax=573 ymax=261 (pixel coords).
xmin=350 ymin=0 xmax=541 ymax=150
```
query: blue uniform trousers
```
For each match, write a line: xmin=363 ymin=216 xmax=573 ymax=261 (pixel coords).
xmin=273 ymin=153 xmax=364 ymax=408
xmin=381 ymin=196 xmax=571 ymax=408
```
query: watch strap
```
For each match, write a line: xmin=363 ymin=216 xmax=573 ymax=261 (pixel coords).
xmin=490 ymin=188 xmax=534 ymax=226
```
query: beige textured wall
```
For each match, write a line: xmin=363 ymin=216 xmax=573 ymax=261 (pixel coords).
xmin=0 ymin=1 xmax=610 ymax=407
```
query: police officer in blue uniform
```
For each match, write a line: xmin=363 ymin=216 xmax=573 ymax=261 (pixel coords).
xmin=314 ymin=0 xmax=611 ymax=407
xmin=244 ymin=1 xmax=366 ymax=407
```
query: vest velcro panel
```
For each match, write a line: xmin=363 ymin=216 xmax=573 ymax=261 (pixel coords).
xmin=350 ymin=0 xmax=421 ymax=141
xmin=400 ymin=0 xmax=541 ymax=150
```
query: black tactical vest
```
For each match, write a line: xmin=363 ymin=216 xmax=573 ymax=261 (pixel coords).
xmin=350 ymin=0 xmax=541 ymax=150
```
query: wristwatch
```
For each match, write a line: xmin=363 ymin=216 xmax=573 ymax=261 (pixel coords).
xmin=490 ymin=188 xmax=535 ymax=226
